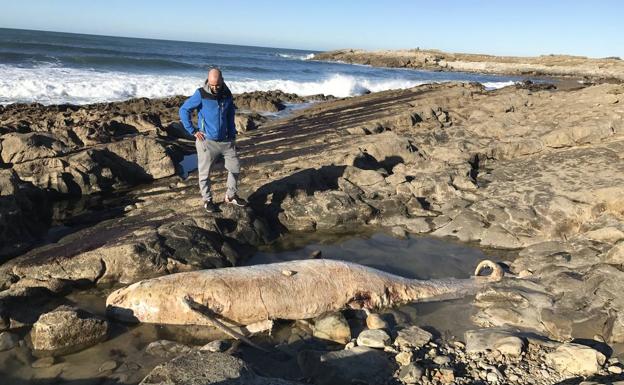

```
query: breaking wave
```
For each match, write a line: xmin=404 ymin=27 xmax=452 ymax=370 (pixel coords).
xmin=0 ymin=65 xmax=517 ymax=105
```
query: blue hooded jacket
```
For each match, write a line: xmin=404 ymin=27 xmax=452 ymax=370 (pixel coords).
xmin=179 ymin=84 xmax=236 ymax=141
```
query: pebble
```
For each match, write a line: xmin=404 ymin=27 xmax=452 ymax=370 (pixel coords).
xmin=313 ymin=312 xmax=351 ymax=344
xmin=608 ymin=365 xmax=623 ymax=374
xmin=395 ymin=351 xmax=413 ymax=366
xmin=200 ymin=339 xmax=230 ymax=353
xmin=99 ymin=360 xmax=118 ymax=372
xmin=356 ymin=329 xmax=390 ymax=349
xmin=438 ymin=367 xmax=455 ymax=383
xmin=486 ymin=371 xmax=501 ymax=383
xmin=383 ymin=345 xmax=399 ymax=354
xmin=310 ymin=250 xmax=322 ymax=259
xmin=391 ymin=226 xmax=408 ymax=239
xmin=433 ymin=355 xmax=451 ymax=365
xmin=394 ymin=325 xmax=432 ymax=349
xmin=31 ymin=357 xmax=55 ymax=368
xmin=365 ymin=313 xmax=389 ymax=330
xmin=398 ymin=363 xmax=424 ymax=384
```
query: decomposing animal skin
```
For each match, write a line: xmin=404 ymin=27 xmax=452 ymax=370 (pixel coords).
xmin=106 ymin=259 xmax=502 ymax=326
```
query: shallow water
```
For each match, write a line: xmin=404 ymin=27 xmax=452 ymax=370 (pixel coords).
xmin=0 ymin=231 xmax=507 ymax=384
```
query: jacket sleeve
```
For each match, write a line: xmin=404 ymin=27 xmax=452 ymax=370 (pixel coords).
xmin=179 ymin=89 xmax=202 ymax=135
xmin=228 ymin=99 xmax=237 ymax=139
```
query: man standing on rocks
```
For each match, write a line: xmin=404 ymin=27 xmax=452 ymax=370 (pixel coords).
xmin=179 ymin=68 xmax=246 ymax=212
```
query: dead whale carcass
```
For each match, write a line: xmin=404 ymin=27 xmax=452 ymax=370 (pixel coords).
xmin=106 ymin=259 xmax=502 ymax=326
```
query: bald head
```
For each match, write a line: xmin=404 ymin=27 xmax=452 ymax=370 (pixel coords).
xmin=207 ymin=68 xmax=223 ymax=94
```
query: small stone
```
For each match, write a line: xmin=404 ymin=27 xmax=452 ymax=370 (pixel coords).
xmin=608 ymin=365 xmax=623 ymax=374
xmin=453 ymin=341 xmax=465 ymax=349
xmin=31 ymin=357 xmax=55 ymax=368
xmin=281 ymin=270 xmax=296 ymax=276
xmin=99 ymin=360 xmax=117 ymax=372
xmin=391 ymin=226 xmax=408 ymax=239
xmin=508 ymin=373 xmax=520 ymax=382
xmin=395 ymin=351 xmax=413 ymax=366
xmin=383 ymin=345 xmax=399 ymax=354
xmin=344 ymin=341 xmax=356 ymax=349
xmin=310 ymin=250 xmax=322 ymax=259
xmin=486 ymin=371 xmax=501 ymax=383
xmin=546 ymin=343 xmax=606 ymax=376
xmin=395 ymin=325 xmax=432 ymax=350
xmin=433 ymin=355 xmax=451 ymax=365
xmin=365 ymin=313 xmax=389 ymax=330
xmin=313 ymin=312 xmax=351 ymax=344
xmin=145 ymin=340 xmax=192 ymax=359
xmin=200 ymin=339 xmax=230 ymax=353
xmin=0 ymin=331 xmax=18 ymax=351
xmin=438 ymin=367 xmax=455 ymax=383
xmin=356 ymin=329 xmax=390 ymax=349
xmin=398 ymin=363 xmax=424 ymax=384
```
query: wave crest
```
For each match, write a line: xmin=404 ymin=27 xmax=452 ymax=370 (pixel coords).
xmin=0 ymin=66 xmax=516 ymax=105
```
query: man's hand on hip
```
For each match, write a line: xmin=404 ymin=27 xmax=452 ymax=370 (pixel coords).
xmin=194 ymin=132 xmax=205 ymax=141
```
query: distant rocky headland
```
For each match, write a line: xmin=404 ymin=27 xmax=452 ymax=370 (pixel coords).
xmin=314 ymin=48 xmax=624 ymax=81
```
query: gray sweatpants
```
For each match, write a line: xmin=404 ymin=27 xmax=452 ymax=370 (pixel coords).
xmin=196 ymin=139 xmax=240 ymax=202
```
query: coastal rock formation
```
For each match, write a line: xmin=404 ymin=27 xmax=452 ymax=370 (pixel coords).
xmin=2 ymin=80 xmax=624 ymax=383
xmin=314 ymin=48 xmax=624 ymax=81
xmin=0 ymin=90 xmax=319 ymax=257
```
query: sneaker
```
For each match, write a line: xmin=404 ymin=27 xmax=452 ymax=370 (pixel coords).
xmin=224 ymin=194 xmax=247 ymax=207
xmin=203 ymin=200 xmax=220 ymax=213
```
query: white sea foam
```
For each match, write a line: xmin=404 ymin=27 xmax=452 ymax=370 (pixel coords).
xmin=482 ymin=81 xmax=517 ymax=90
xmin=0 ymin=65 xmax=202 ymax=105
xmin=228 ymin=74 xmax=426 ymax=98
xmin=277 ymin=53 xmax=315 ymax=60
xmin=0 ymin=65 xmax=516 ymax=105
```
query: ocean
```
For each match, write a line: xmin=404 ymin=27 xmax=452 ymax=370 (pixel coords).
xmin=0 ymin=28 xmax=523 ymax=105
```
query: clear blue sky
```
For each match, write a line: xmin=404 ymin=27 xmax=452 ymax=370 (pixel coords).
xmin=1 ymin=0 xmax=622 ymax=57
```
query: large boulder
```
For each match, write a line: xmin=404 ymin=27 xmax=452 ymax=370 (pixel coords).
xmin=140 ymin=350 xmax=304 ymax=385
xmin=30 ymin=306 xmax=108 ymax=354
xmin=545 ymin=343 xmax=606 ymax=376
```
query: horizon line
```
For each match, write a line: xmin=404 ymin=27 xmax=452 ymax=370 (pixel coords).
xmin=0 ymin=26 xmax=323 ymax=53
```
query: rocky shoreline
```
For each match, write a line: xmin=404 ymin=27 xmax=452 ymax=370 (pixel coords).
xmin=313 ymin=49 xmax=624 ymax=82
xmin=1 ymin=80 xmax=624 ymax=384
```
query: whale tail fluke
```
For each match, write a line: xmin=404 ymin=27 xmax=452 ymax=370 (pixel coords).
xmin=474 ymin=260 xmax=504 ymax=282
